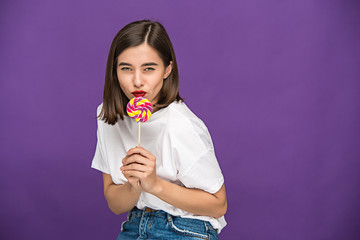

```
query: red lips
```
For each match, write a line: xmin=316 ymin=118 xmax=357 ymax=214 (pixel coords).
xmin=132 ymin=91 xmax=147 ymax=97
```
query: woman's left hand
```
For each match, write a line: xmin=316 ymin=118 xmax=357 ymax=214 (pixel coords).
xmin=121 ymin=147 xmax=160 ymax=195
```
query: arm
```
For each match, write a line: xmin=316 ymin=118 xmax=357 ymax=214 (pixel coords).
xmin=102 ymin=173 xmax=141 ymax=215
xmin=122 ymin=147 xmax=227 ymax=218
xmin=154 ymin=180 xmax=227 ymax=218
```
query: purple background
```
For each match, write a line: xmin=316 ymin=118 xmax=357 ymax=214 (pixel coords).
xmin=1 ymin=0 xmax=360 ymax=239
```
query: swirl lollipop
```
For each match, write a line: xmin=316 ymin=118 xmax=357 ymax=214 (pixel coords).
xmin=127 ymin=97 xmax=153 ymax=146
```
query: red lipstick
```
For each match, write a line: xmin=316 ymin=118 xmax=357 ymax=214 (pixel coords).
xmin=132 ymin=91 xmax=147 ymax=97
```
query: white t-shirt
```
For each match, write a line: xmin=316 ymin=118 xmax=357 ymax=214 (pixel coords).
xmin=91 ymin=101 xmax=227 ymax=233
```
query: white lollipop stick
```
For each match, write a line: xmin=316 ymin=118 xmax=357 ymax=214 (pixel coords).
xmin=138 ymin=122 xmax=141 ymax=147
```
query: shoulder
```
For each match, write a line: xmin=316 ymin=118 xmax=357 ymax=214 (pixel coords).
xmin=166 ymin=101 xmax=213 ymax=149
xmin=96 ymin=103 xmax=103 ymax=116
xmin=95 ymin=103 xmax=105 ymax=128
xmin=167 ymin=101 xmax=206 ymax=129
xmin=95 ymin=103 xmax=113 ymax=130
xmin=95 ymin=103 xmax=106 ymax=134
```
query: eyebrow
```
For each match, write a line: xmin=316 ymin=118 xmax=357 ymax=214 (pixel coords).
xmin=119 ymin=62 xmax=131 ymax=66
xmin=118 ymin=62 xmax=159 ymax=67
xmin=142 ymin=62 xmax=158 ymax=67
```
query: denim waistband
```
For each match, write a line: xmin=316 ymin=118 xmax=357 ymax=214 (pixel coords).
xmin=120 ymin=207 xmax=219 ymax=239
xmin=130 ymin=206 xmax=168 ymax=217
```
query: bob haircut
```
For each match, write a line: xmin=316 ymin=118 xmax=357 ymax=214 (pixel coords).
xmin=98 ymin=20 xmax=183 ymax=125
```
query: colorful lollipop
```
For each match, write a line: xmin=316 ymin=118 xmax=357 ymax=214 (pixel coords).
xmin=127 ymin=97 xmax=153 ymax=122
xmin=126 ymin=97 xmax=153 ymax=146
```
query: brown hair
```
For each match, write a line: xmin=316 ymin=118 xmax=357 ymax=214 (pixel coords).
xmin=98 ymin=20 xmax=183 ymax=125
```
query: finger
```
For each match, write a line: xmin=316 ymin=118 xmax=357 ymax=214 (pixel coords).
xmin=121 ymin=154 xmax=131 ymax=165
xmin=123 ymin=154 xmax=149 ymax=166
xmin=123 ymin=170 xmax=145 ymax=179
xmin=125 ymin=175 xmax=139 ymax=182
xmin=123 ymin=172 xmax=140 ymax=183
xmin=126 ymin=177 xmax=142 ymax=187
xmin=126 ymin=147 xmax=153 ymax=159
xmin=122 ymin=164 xmax=151 ymax=172
xmin=123 ymin=171 xmax=139 ymax=181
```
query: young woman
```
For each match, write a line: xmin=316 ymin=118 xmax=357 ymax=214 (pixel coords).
xmin=92 ymin=20 xmax=227 ymax=239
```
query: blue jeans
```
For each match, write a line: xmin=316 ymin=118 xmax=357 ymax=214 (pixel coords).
xmin=116 ymin=207 xmax=218 ymax=240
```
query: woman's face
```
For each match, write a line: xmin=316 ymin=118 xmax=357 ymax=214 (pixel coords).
xmin=116 ymin=43 xmax=172 ymax=106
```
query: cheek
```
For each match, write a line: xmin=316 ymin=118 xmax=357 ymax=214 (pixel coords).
xmin=154 ymin=78 xmax=164 ymax=91
xmin=117 ymin=75 xmax=130 ymax=96
xmin=155 ymin=73 xmax=165 ymax=86
xmin=117 ymin=73 xmax=129 ymax=88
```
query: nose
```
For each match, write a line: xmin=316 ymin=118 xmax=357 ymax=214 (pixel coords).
xmin=133 ymin=70 xmax=144 ymax=88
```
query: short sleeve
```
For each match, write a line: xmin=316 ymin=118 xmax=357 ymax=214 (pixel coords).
xmin=172 ymin=118 xmax=224 ymax=194
xmin=91 ymin=104 xmax=110 ymax=174
xmin=91 ymin=129 xmax=110 ymax=174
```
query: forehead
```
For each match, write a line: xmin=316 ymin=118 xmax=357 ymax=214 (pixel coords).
xmin=117 ymin=43 xmax=162 ymax=65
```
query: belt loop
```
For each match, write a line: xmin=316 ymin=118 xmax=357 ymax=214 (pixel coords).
xmin=166 ymin=212 xmax=172 ymax=223
xmin=204 ymin=221 xmax=208 ymax=231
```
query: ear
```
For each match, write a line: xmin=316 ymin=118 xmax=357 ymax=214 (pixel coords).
xmin=164 ymin=61 xmax=173 ymax=79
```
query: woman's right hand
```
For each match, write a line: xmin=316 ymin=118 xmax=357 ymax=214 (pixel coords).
xmin=121 ymin=147 xmax=160 ymax=195
xmin=121 ymin=154 xmax=143 ymax=191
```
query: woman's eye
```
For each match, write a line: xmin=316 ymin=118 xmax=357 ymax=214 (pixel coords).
xmin=144 ymin=67 xmax=155 ymax=72
xmin=121 ymin=67 xmax=132 ymax=71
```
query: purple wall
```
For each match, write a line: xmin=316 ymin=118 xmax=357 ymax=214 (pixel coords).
xmin=1 ymin=0 xmax=360 ymax=239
